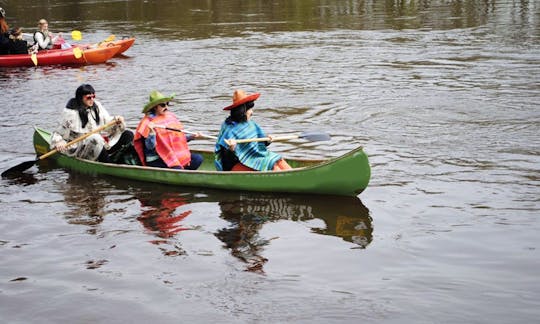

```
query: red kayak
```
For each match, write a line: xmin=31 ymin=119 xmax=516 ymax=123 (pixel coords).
xmin=0 ymin=45 xmax=120 ymax=67
xmin=76 ymin=37 xmax=135 ymax=56
xmin=105 ymin=37 xmax=135 ymax=55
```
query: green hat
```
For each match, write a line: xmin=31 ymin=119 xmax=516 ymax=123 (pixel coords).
xmin=142 ymin=90 xmax=175 ymax=113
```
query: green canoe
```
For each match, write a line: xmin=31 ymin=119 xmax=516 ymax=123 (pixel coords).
xmin=33 ymin=127 xmax=371 ymax=196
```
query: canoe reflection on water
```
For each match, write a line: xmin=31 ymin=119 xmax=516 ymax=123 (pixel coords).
xmin=137 ymin=194 xmax=192 ymax=239
xmin=53 ymin=173 xmax=372 ymax=271
xmin=215 ymin=194 xmax=372 ymax=273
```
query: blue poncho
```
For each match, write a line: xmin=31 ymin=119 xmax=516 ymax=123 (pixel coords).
xmin=215 ymin=119 xmax=281 ymax=171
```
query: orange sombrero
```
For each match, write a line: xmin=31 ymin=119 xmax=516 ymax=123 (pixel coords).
xmin=223 ymin=89 xmax=260 ymax=111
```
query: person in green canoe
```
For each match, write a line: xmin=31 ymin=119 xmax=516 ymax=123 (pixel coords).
xmin=51 ymin=84 xmax=134 ymax=163
xmin=215 ymin=89 xmax=291 ymax=172
xmin=133 ymin=90 xmax=204 ymax=170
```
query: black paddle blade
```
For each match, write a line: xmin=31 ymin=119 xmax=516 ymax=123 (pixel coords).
xmin=1 ymin=159 xmax=38 ymax=177
xmin=299 ymin=131 xmax=331 ymax=142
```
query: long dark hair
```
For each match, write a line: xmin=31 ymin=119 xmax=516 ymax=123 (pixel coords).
xmin=227 ymin=101 xmax=254 ymax=123
xmin=72 ymin=84 xmax=99 ymax=128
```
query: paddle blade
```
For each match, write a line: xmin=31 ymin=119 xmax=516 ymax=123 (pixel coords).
xmin=104 ymin=34 xmax=115 ymax=42
xmin=1 ymin=159 xmax=38 ymax=177
xmin=30 ymin=53 xmax=38 ymax=66
xmin=299 ymin=131 xmax=331 ymax=142
xmin=73 ymin=47 xmax=83 ymax=59
xmin=71 ymin=30 xmax=82 ymax=41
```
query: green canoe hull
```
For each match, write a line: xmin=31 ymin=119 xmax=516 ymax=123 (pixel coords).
xmin=33 ymin=127 xmax=370 ymax=196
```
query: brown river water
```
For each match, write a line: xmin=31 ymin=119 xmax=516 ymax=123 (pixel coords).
xmin=1 ymin=1 xmax=539 ymax=323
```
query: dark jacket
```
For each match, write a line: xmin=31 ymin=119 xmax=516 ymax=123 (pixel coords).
xmin=0 ymin=32 xmax=9 ymax=55
xmin=8 ymin=38 xmax=28 ymax=54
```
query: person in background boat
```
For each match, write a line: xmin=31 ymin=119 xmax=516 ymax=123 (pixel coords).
xmin=51 ymin=84 xmax=134 ymax=163
xmin=33 ymin=19 xmax=61 ymax=50
xmin=8 ymin=27 xmax=29 ymax=54
xmin=134 ymin=90 xmax=204 ymax=170
xmin=0 ymin=7 xmax=10 ymax=55
xmin=215 ymin=89 xmax=292 ymax=172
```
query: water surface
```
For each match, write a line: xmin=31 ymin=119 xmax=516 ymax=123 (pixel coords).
xmin=1 ymin=1 xmax=539 ymax=323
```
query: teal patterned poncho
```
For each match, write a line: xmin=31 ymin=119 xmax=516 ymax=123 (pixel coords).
xmin=215 ymin=119 xmax=282 ymax=171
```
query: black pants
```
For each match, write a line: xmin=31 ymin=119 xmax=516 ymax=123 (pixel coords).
xmin=146 ymin=153 xmax=204 ymax=170
xmin=98 ymin=130 xmax=134 ymax=163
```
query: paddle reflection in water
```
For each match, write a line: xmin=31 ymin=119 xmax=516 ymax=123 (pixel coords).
xmin=216 ymin=194 xmax=373 ymax=273
xmin=2 ymin=171 xmax=40 ymax=186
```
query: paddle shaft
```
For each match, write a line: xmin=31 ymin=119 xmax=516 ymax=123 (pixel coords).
xmin=22 ymin=31 xmax=81 ymax=40
xmin=231 ymin=131 xmax=330 ymax=144
xmin=234 ymin=135 xmax=299 ymax=144
xmin=153 ymin=125 xmax=217 ymax=140
xmin=40 ymin=120 xmax=118 ymax=160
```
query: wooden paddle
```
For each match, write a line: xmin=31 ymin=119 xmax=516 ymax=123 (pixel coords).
xmin=231 ymin=131 xmax=331 ymax=144
xmin=153 ymin=125 xmax=217 ymax=140
xmin=1 ymin=120 xmax=118 ymax=177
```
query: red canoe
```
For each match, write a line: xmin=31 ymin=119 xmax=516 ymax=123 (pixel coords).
xmin=0 ymin=45 xmax=121 ymax=67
